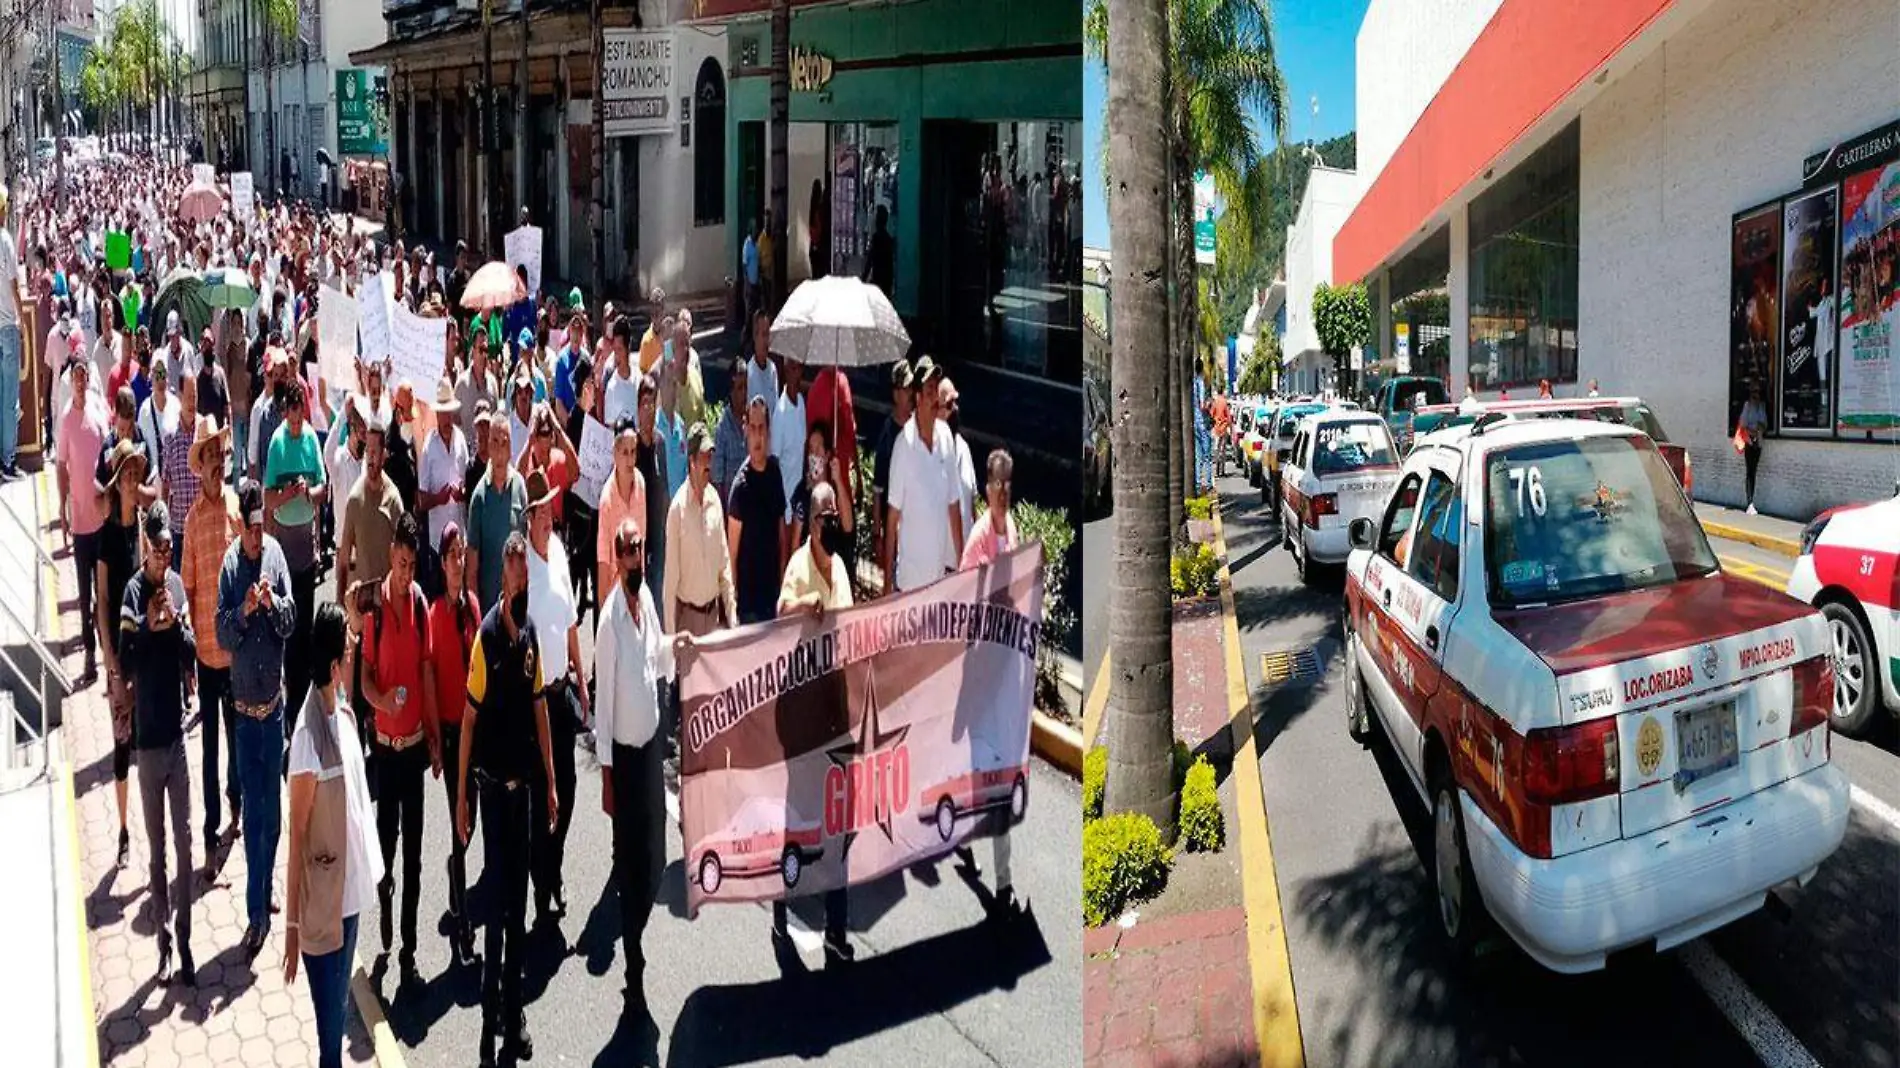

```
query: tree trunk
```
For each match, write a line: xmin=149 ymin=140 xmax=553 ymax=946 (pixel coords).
xmin=1179 ymin=153 xmax=1198 ymax=507
xmin=589 ymin=0 xmax=604 ymax=304
xmin=516 ymin=0 xmax=530 ymax=231
xmin=1104 ymin=0 xmax=1178 ymax=843
xmin=1166 ymin=145 xmax=1189 ymax=542
xmin=768 ymin=0 xmax=790 ymax=313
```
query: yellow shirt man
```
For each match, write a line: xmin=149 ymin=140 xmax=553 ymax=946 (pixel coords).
xmin=778 ymin=540 xmax=853 ymax=616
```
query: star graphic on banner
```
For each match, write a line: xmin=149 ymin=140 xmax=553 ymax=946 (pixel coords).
xmin=826 ymin=667 xmax=910 ymax=865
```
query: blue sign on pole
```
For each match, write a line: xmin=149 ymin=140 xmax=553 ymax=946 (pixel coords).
xmin=1227 ymin=336 xmax=1238 ymax=392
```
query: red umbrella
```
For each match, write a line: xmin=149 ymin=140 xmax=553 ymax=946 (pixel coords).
xmin=458 ymin=260 xmax=527 ymax=311
xmin=177 ymin=181 xmax=224 ymax=224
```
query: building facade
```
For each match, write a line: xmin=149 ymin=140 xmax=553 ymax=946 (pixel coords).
xmin=1338 ymin=0 xmax=1900 ymax=517
xmin=1282 ymin=164 xmax=1356 ymax=396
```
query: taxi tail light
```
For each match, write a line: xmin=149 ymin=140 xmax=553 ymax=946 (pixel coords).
xmin=1682 ymin=452 xmax=1694 ymax=497
xmin=1791 ymin=656 xmax=1831 ymax=748
xmin=1521 ymin=718 xmax=1620 ymax=806
xmin=1305 ymin=493 xmax=1338 ymax=528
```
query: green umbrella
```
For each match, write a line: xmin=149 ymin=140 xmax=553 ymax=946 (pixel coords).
xmin=200 ymin=267 xmax=258 ymax=311
xmin=152 ymin=268 xmax=214 ymax=340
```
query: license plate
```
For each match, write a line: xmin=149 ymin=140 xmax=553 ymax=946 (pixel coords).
xmin=1674 ymin=701 xmax=1739 ymax=790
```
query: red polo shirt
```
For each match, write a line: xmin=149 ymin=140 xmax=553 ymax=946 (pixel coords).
xmin=362 ymin=579 xmax=433 ymax=740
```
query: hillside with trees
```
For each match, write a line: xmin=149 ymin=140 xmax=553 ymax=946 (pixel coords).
xmin=1215 ymin=131 xmax=1357 ymax=338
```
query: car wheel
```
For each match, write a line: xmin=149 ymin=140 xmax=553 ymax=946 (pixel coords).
xmin=935 ymin=797 xmax=957 ymax=842
xmin=1430 ymin=765 xmax=1488 ymax=962
xmin=781 ymin=847 xmax=802 ymax=889
xmin=1822 ymin=601 xmax=1880 ymax=737
xmin=699 ymin=853 xmax=723 ymax=896
xmin=1345 ymin=629 xmax=1372 ymax=745
xmin=1294 ymin=533 xmax=1314 ymax=585
xmin=1010 ymin=775 xmax=1029 ymax=822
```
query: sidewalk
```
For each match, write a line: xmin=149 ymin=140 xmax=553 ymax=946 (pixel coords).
xmin=1694 ymin=500 xmax=1804 ymax=557
xmin=28 ymin=470 xmax=382 ymax=1067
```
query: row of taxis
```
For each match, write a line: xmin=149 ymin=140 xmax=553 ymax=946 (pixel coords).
xmin=1259 ymin=394 xmax=1860 ymax=974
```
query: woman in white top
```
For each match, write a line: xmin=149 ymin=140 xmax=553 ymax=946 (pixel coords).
xmin=284 ymin=601 xmax=382 ymax=1068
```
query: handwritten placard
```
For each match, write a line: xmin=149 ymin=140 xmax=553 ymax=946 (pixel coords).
xmin=357 ymin=272 xmax=392 ymax=361
xmin=505 ymin=225 xmax=544 ymax=298
xmin=231 ymin=172 xmax=254 ymax=217
xmin=317 ymin=284 xmax=360 ymax=390
xmin=192 ymin=164 xmax=214 ymax=187
xmin=576 ymin=415 xmax=614 ymax=504
xmin=388 ymin=302 xmax=447 ymax=392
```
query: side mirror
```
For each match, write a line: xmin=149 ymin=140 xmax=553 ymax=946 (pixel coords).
xmin=1349 ymin=517 xmax=1375 ymax=551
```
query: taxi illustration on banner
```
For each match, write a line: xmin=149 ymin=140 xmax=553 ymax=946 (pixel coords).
xmin=1340 ymin=415 xmax=1850 ymax=973
xmin=1277 ymin=408 xmax=1401 ymax=584
xmin=689 ymin=796 xmax=826 ymax=898
xmin=918 ymin=737 xmax=1030 ymax=843
xmin=1786 ymin=490 xmax=1900 ymax=736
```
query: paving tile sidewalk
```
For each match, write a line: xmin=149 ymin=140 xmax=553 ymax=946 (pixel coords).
xmin=1694 ymin=499 xmax=1806 ymax=549
xmin=32 ymin=472 xmax=378 ymax=1066
xmin=1084 ymin=598 xmax=1257 ymax=1067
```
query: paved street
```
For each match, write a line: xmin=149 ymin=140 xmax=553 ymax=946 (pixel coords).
xmin=1208 ymin=469 xmax=1900 ymax=1068
xmin=347 ymin=574 xmax=1082 ymax=1068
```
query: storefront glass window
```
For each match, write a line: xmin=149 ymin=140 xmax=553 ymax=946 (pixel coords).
xmin=1468 ymin=121 xmax=1580 ymax=392
xmin=1386 ymin=226 xmax=1450 ymax=392
xmin=828 ymin=123 xmax=900 ymax=290
xmin=929 ymin=119 xmax=1083 ymax=381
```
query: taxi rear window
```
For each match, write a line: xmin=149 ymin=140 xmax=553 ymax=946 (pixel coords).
xmin=1483 ymin=435 xmax=1716 ymax=607
xmin=1312 ymin=421 xmax=1396 ymax=476
xmin=1278 ymin=405 xmax=1324 ymax=438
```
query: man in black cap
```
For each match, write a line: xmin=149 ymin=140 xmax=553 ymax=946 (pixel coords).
xmin=458 ymin=532 xmax=557 ymax=1068
xmin=873 ymin=357 xmax=915 ymax=592
xmin=121 ymin=501 xmax=199 ymax=987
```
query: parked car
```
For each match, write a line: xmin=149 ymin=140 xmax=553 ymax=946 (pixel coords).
xmin=1341 ymin=415 xmax=1848 ymax=972
xmin=1369 ymin=375 xmax=1450 ymax=452
xmin=1786 ymin=490 xmax=1900 ymax=736
xmin=918 ymin=738 xmax=1030 ymax=842
xmin=1278 ymin=410 xmax=1401 ymax=584
xmin=1242 ymin=401 xmax=1275 ymax=486
xmin=1262 ymin=401 xmax=1328 ymax=507
xmin=1084 ymin=372 xmax=1112 ymax=515
xmin=690 ymin=796 xmax=826 ymax=896
xmin=1419 ymin=396 xmax=1692 ymax=493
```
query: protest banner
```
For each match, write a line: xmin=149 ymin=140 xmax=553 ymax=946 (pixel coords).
xmin=317 ymin=284 xmax=360 ymax=389
xmin=388 ymin=301 xmax=447 ymax=391
xmin=677 ymin=542 xmax=1042 ymax=917
xmin=231 ymin=172 xmax=254 ymax=217
xmin=357 ymin=273 xmax=393 ymax=360
xmin=576 ymin=415 xmax=613 ymax=503
xmin=104 ymin=231 xmax=130 ymax=271
xmin=192 ymin=163 xmax=214 ymax=187
xmin=505 ymin=225 xmax=544 ymax=297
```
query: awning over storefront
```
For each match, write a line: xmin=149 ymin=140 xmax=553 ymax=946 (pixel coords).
xmin=1331 ymin=0 xmax=1672 ymax=284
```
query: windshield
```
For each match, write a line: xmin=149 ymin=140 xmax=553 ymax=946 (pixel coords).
xmin=1395 ymin=380 xmax=1448 ymax=409
xmin=1484 ymin=434 xmax=1716 ymax=607
xmin=1312 ymin=421 xmax=1397 ymax=476
xmin=1278 ymin=405 xmax=1325 ymax=438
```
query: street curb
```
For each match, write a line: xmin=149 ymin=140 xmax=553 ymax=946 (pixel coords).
xmin=65 ymin=763 xmax=99 ymax=1068
xmin=351 ymin=966 xmax=405 ymax=1068
xmin=1032 ymin=710 xmax=1084 ymax=778
xmin=1082 ymin=654 xmax=1109 ymax=751
xmin=1702 ymin=519 xmax=1800 ymax=559
xmin=1212 ymin=505 xmax=1306 ymax=1068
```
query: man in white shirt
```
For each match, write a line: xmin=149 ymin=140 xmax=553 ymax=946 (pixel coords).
xmin=507 ymin=373 xmax=536 ymax=466
xmin=885 ymin=359 xmax=964 ymax=594
xmin=603 ymin=319 xmax=641 ymax=427
xmin=326 ymin=399 xmax=365 ymax=556
xmin=418 ymin=378 xmax=468 ymax=596
xmin=138 ymin=357 xmax=183 ymax=473
xmin=940 ymin=377 xmax=977 ymax=540
xmin=523 ymin=469 xmax=586 ymax=921
xmin=771 ymin=356 xmax=807 ymax=525
xmin=0 ymin=187 xmax=21 ymax=476
xmin=592 ymin=517 xmax=683 ymax=1016
xmin=746 ymin=310 xmax=779 ymax=408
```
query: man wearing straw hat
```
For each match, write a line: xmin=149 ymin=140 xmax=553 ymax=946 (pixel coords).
xmin=182 ymin=415 xmax=243 ymax=869
xmin=418 ymin=376 xmax=468 ymax=599
xmin=524 ymin=467 xmax=586 ymax=922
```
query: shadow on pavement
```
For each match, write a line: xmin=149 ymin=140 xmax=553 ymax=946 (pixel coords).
xmin=664 ymin=910 xmax=1051 ymax=1068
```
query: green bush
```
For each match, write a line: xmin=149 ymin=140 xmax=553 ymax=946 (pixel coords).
xmin=1083 ymin=812 xmax=1173 ymax=927
xmin=1170 ymin=544 xmax=1221 ymax=599
xmin=1172 ymin=739 xmax=1192 ymax=790
xmin=1179 ymin=755 xmax=1225 ymax=853
xmin=1184 ymin=495 xmax=1214 ymax=521
xmin=1083 ymin=746 xmax=1107 ymax=822
xmin=1014 ymin=501 xmax=1079 ymax=713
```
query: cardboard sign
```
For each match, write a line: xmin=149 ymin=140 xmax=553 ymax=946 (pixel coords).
xmin=104 ymin=231 xmax=130 ymax=271
xmin=192 ymin=163 xmax=214 ymax=187
xmin=231 ymin=172 xmax=255 ymax=217
xmin=317 ymin=284 xmax=360 ymax=391
xmin=357 ymin=272 xmax=392 ymax=360
xmin=576 ymin=414 xmax=614 ymax=504
xmin=505 ymin=225 xmax=544 ymax=298
xmin=388 ymin=301 xmax=447 ymax=392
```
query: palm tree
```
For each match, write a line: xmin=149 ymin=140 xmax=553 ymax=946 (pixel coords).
xmin=1102 ymin=0 xmax=1178 ymax=839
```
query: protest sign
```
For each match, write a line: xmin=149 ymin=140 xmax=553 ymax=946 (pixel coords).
xmin=357 ymin=273 xmax=392 ymax=360
xmin=231 ymin=172 xmax=254 ymax=217
xmin=104 ymin=231 xmax=130 ymax=271
xmin=505 ymin=225 xmax=544 ymax=297
xmin=192 ymin=164 xmax=214 ymax=187
xmin=317 ymin=285 xmax=360 ymax=389
xmin=388 ymin=301 xmax=447 ymax=391
xmin=678 ymin=543 xmax=1042 ymax=917
xmin=576 ymin=415 xmax=613 ymax=503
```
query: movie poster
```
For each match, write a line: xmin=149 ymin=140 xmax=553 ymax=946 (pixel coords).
xmin=1779 ymin=187 xmax=1839 ymax=434
xmin=1730 ymin=203 xmax=1782 ymax=436
xmin=1837 ymin=163 xmax=1900 ymax=438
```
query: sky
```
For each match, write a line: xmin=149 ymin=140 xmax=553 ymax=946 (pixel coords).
xmin=1082 ymin=0 xmax=1371 ymax=251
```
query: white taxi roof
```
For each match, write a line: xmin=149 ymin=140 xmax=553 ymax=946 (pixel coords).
xmin=1449 ymin=415 xmax=1641 ymax=461
xmin=1297 ymin=408 xmax=1385 ymax=431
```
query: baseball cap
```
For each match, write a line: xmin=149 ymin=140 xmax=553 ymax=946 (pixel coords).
xmin=144 ymin=501 xmax=172 ymax=541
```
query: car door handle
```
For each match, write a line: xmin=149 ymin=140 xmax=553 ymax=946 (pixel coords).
xmin=1382 ymin=589 xmax=1392 ymax=609
xmin=1425 ymin=625 xmax=1440 ymax=652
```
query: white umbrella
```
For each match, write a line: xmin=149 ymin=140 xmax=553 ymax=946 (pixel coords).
xmin=768 ymin=275 xmax=910 ymax=368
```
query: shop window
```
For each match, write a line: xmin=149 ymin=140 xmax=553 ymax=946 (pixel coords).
xmin=827 ymin=122 xmax=899 ymax=288
xmin=1469 ymin=121 xmax=1579 ymax=392
xmin=693 ymin=58 xmax=725 ymax=227
xmin=1386 ymin=225 xmax=1450 ymax=392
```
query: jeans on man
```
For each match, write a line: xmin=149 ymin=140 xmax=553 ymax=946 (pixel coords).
xmin=196 ymin=661 xmax=239 ymax=843
xmin=0 ymin=323 xmax=21 ymax=469
xmin=440 ymin=725 xmax=476 ymax=925
xmin=532 ymin=683 xmax=579 ymax=909
xmin=303 ymin=914 xmax=358 ymax=1068
xmin=135 ymin=738 xmax=194 ymax=958
xmin=72 ymin=530 xmax=100 ymax=664
xmin=234 ymin=704 xmax=284 ymax=930
xmin=373 ymin=740 xmax=427 ymax=955
xmin=611 ymin=738 xmax=663 ymax=992
xmin=479 ymin=777 xmax=533 ymax=1044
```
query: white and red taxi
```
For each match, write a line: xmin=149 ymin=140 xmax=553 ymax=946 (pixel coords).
xmin=918 ymin=738 xmax=1029 ymax=842
xmin=1278 ymin=410 xmax=1401 ymax=584
xmin=690 ymin=797 xmax=826 ymax=897
xmin=1786 ymin=491 xmax=1900 ymax=736
xmin=1341 ymin=416 xmax=1849 ymax=972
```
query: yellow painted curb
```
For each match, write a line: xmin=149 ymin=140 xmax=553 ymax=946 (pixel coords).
xmin=1718 ymin=555 xmax=1790 ymax=593
xmin=1032 ymin=709 xmax=1084 ymax=778
xmin=1082 ymin=652 xmax=1109 ymax=752
xmin=1702 ymin=519 xmax=1800 ymax=559
xmin=1212 ymin=503 xmax=1305 ymax=1068
xmin=65 ymin=764 xmax=98 ymax=1068
xmin=351 ymin=966 xmax=406 ymax=1068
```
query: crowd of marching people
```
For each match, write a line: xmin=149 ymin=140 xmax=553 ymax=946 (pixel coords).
xmin=17 ymin=154 xmax=1028 ymax=1068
